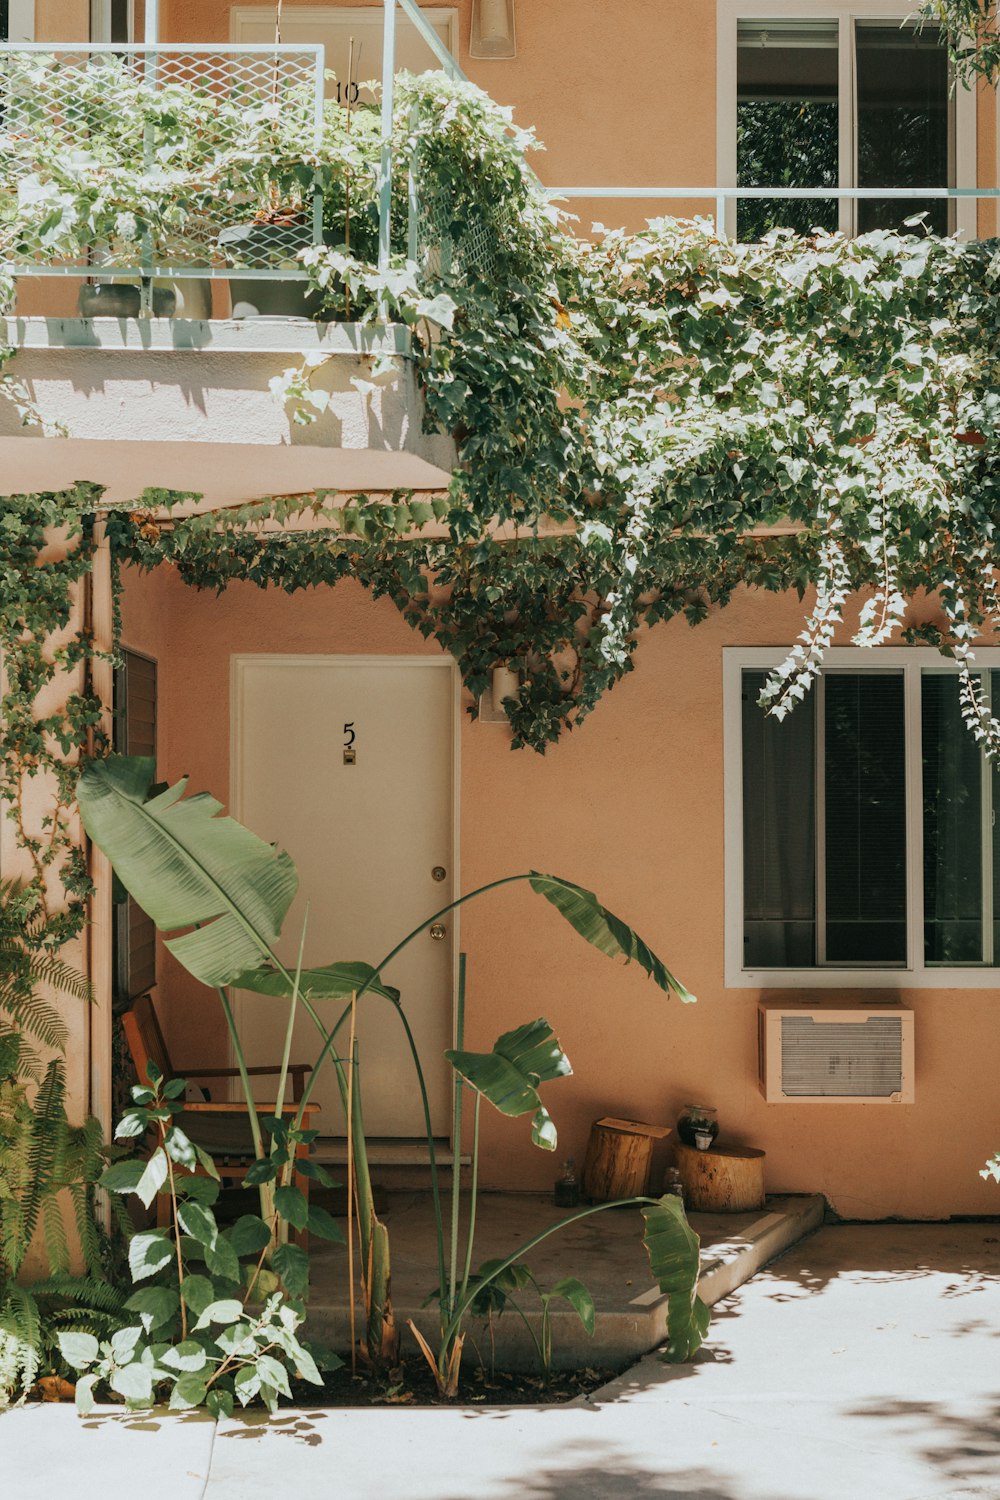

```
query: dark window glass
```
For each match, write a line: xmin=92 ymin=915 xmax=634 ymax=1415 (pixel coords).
xmin=742 ymin=669 xmax=816 ymax=966
xmin=113 ymin=649 xmax=157 ymax=1005
xmin=824 ymin=673 xmax=906 ymax=963
xmin=922 ymin=673 xmax=984 ymax=964
xmin=737 ymin=19 xmax=839 ymax=240
xmin=856 ymin=22 xmax=949 ymax=236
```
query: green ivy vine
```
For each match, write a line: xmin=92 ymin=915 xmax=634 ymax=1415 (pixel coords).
xmin=3 ymin=70 xmax=1000 ymax=932
xmin=0 ymin=489 xmax=107 ymax=939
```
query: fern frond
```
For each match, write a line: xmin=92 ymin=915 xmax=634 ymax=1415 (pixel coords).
xmin=32 ymin=1275 xmax=124 ymax=1314
xmin=17 ymin=953 xmax=93 ymax=1007
xmin=68 ymin=1183 xmax=104 ymax=1279
xmin=2 ymin=992 xmax=69 ymax=1051
xmin=42 ymin=1196 xmax=70 ymax=1275
xmin=0 ymin=1285 xmax=41 ymax=1401
xmin=46 ymin=1306 xmax=121 ymax=1340
xmin=9 ymin=1060 xmax=67 ymax=1275
xmin=3 ymin=1035 xmax=40 ymax=1083
xmin=106 ymin=1185 xmax=134 ymax=1243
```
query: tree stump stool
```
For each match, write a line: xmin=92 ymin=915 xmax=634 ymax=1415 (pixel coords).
xmin=675 ymin=1142 xmax=766 ymax=1212
xmin=581 ymin=1117 xmax=671 ymax=1202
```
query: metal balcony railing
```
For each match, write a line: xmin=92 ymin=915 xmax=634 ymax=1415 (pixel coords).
xmin=2 ymin=1 xmax=997 ymax=321
xmin=543 ymin=185 xmax=1000 ymax=239
xmin=0 ymin=43 xmax=326 ymax=285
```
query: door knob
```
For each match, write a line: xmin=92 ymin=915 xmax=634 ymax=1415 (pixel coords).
xmin=429 ymin=923 xmax=447 ymax=941
xmin=431 ymin=866 xmax=447 ymax=882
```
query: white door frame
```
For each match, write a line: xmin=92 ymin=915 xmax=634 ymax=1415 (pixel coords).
xmin=8 ymin=0 xmax=35 ymax=41
xmin=229 ymin=652 xmax=462 ymax=1135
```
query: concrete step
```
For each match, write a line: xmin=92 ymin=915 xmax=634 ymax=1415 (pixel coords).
xmin=305 ymin=1191 xmax=825 ymax=1371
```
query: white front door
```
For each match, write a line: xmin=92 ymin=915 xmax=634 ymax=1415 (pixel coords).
xmin=231 ymin=655 xmax=456 ymax=1138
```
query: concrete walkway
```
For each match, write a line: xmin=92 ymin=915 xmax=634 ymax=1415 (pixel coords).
xmin=5 ymin=1223 xmax=1000 ymax=1500
xmin=308 ymin=1190 xmax=824 ymax=1367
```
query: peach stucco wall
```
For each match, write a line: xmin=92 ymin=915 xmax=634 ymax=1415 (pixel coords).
xmin=119 ymin=564 xmax=1000 ymax=1221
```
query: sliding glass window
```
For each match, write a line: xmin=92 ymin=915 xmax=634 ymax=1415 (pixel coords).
xmin=734 ymin=13 xmax=953 ymax=240
xmin=740 ymin=663 xmax=1000 ymax=974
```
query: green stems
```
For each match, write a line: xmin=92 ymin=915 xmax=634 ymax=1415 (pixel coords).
xmin=215 ymin=987 xmax=264 ymax=1164
xmin=447 ymin=953 xmax=467 ymax=1321
xmin=391 ymin=996 xmax=446 ymax=1321
xmin=459 ymin=1094 xmax=480 ymax=1311
xmin=440 ymin=1196 xmax=655 ymax=1352
xmin=274 ymin=908 xmax=308 ymax=1121
xmin=292 ymin=874 xmax=532 ymax=1128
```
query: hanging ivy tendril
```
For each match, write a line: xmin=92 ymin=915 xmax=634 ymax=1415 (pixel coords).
xmin=4 ymin=73 xmax=1000 ymax=932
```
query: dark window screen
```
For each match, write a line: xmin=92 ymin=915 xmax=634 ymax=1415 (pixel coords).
xmin=922 ymin=673 xmax=984 ymax=963
xmin=856 ymin=22 xmax=949 ymax=235
xmin=824 ymin=673 xmax=906 ymax=964
xmin=112 ymin=650 xmax=157 ymax=1005
xmin=742 ymin=669 xmax=816 ymax=966
xmin=737 ymin=19 xmax=839 ymax=240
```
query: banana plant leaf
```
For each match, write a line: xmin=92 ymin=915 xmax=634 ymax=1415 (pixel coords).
xmin=77 ymin=756 xmax=297 ymax=989
xmin=466 ymin=1258 xmax=534 ymax=1318
xmin=528 ymin=874 xmax=695 ymax=1003
xmin=446 ymin=1018 xmax=571 ymax=1151
xmin=230 ymin=961 xmax=400 ymax=1007
xmin=366 ymin=1214 xmax=398 ymax=1368
xmin=641 ymin=1193 xmax=711 ymax=1362
xmin=545 ymin=1276 xmax=596 ymax=1337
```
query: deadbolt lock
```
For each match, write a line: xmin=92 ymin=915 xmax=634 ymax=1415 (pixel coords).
xmin=429 ymin=923 xmax=447 ymax=941
xmin=431 ymin=866 xmax=447 ymax=882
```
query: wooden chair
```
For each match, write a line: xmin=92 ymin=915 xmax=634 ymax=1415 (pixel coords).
xmin=122 ymin=995 xmax=320 ymax=1245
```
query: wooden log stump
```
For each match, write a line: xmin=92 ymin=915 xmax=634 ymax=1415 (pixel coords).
xmin=581 ymin=1116 xmax=671 ymax=1202
xmin=675 ymin=1142 xmax=766 ymax=1212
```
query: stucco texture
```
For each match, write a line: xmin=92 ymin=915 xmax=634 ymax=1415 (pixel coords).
xmin=119 ymin=564 xmax=1000 ymax=1222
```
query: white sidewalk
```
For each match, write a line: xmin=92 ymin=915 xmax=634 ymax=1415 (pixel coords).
xmin=5 ymin=1224 xmax=1000 ymax=1500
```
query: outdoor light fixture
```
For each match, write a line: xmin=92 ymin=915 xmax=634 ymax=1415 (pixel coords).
xmin=470 ymin=0 xmax=516 ymax=59
xmin=491 ymin=665 xmax=521 ymax=714
xmin=478 ymin=665 xmax=521 ymax=724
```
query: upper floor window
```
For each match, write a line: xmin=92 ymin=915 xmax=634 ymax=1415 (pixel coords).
xmin=724 ymin=649 xmax=1000 ymax=989
xmin=717 ymin=3 xmax=977 ymax=241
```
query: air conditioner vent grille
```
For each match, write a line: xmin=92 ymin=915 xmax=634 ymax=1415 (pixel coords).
xmin=780 ymin=1016 xmax=903 ymax=1098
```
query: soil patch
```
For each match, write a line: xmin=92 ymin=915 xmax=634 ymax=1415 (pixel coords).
xmin=292 ymin=1359 xmax=626 ymax=1407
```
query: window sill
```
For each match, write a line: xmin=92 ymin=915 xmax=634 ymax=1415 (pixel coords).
xmin=729 ymin=965 xmax=1000 ymax=991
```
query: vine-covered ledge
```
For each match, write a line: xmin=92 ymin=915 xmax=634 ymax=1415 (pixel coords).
xmin=5 ymin=74 xmax=1000 ymax=932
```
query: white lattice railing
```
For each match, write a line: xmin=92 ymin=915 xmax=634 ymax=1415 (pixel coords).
xmin=0 ymin=44 xmax=326 ymax=282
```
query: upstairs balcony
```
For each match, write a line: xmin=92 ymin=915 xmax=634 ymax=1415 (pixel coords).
xmin=0 ymin=2 xmax=466 ymax=497
xmin=0 ymin=0 xmax=996 ymax=507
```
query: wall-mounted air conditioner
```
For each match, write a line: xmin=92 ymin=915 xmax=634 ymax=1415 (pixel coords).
xmin=758 ymin=1003 xmax=915 ymax=1104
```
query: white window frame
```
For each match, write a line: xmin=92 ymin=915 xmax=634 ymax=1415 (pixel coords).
xmin=717 ymin=0 xmax=978 ymax=240
xmin=724 ymin=646 xmax=1000 ymax=989
xmin=7 ymin=0 xmax=35 ymax=41
xmin=90 ymin=0 xmax=134 ymax=43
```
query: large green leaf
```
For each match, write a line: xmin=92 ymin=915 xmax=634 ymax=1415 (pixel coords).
xmin=641 ymin=1193 xmax=711 ymax=1363
xmin=77 ymin=756 xmax=298 ymax=988
xmin=446 ymin=1018 xmax=571 ymax=1151
xmin=528 ymin=874 xmax=695 ymax=1002
xmin=230 ymin=960 xmax=399 ymax=1006
xmin=546 ymin=1276 xmax=596 ymax=1337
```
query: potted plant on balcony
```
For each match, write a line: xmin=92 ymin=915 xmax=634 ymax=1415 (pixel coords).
xmin=0 ymin=44 xmax=334 ymax=321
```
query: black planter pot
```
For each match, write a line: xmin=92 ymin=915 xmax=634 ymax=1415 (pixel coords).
xmin=78 ymin=282 xmax=180 ymax=318
xmin=218 ymin=219 xmax=324 ymax=320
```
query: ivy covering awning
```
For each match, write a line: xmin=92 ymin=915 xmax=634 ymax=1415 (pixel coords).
xmin=0 ymin=437 xmax=454 ymax=512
